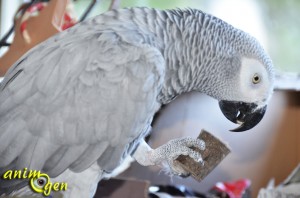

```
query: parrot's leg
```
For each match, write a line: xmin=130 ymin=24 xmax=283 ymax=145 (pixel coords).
xmin=133 ymin=138 xmax=205 ymax=176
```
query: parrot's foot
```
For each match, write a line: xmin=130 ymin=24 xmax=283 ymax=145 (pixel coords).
xmin=148 ymin=137 xmax=205 ymax=177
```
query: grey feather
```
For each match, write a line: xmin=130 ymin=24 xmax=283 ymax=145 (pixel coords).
xmin=45 ymin=145 xmax=89 ymax=177
xmin=69 ymin=143 xmax=109 ymax=172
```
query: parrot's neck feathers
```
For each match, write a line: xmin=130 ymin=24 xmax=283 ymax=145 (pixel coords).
xmin=152 ymin=9 xmax=235 ymax=103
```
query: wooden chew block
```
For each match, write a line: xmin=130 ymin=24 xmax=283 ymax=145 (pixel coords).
xmin=174 ymin=129 xmax=230 ymax=182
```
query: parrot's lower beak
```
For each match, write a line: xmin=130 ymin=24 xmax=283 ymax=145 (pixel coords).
xmin=218 ymin=101 xmax=267 ymax=132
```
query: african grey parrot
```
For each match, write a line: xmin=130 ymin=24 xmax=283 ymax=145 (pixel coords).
xmin=0 ymin=7 xmax=274 ymax=197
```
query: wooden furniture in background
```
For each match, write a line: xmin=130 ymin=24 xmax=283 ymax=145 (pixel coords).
xmin=0 ymin=0 xmax=68 ymax=76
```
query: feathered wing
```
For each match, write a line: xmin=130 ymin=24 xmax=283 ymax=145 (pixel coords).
xmin=0 ymin=22 xmax=165 ymax=194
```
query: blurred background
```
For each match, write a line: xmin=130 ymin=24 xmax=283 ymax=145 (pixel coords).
xmin=0 ymin=0 xmax=299 ymax=197
xmin=2 ymin=0 xmax=300 ymax=74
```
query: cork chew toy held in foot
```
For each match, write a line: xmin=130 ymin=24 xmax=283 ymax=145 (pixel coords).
xmin=174 ymin=129 xmax=231 ymax=182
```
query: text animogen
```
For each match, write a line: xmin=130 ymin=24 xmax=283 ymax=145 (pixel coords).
xmin=2 ymin=168 xmax=68 ymax=196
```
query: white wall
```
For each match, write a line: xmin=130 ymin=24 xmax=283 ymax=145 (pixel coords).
xmin=0 ymin=0 xmax=22 ymax=56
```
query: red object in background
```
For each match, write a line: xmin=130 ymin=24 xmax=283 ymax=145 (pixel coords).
xmin=212 ymin=179 xmax=251 ymax=198
xmin=20 ymin=2 xmax=77 ymax=42
xmin=62 ymin=13 xmax=77 ymax=30
xmin=27 ymin=2 xmax=45 ymax=12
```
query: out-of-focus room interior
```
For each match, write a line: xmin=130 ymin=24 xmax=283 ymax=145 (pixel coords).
xmin=0 ymin=0 xmax=299 ymax=197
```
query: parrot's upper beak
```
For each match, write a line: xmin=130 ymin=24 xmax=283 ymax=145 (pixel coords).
xmin=218 ymin=101 xmax=267 ymax=132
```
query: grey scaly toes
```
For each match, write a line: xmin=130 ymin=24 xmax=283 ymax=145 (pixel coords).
xmin=148 ymin=137 xmax=205 ymax=176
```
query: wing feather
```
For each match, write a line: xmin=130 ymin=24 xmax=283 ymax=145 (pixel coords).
xmin=0 ymin=17 xmax=165 ymax=193
xmin=69 ymin=142 xmax=109 ymax=172
xmin=43 ymin=147 xmax=69 ymax=172
xmin=16 ymin=138 xmax=60 ymax=170
xmin=46 ymin=145 xmax=89 ymax=177
xmin=0 ymin=131 xmax=31 ymax=167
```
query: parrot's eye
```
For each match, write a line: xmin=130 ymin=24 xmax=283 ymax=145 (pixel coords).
xmin=252 ymin=74 xmax=261 ymax=84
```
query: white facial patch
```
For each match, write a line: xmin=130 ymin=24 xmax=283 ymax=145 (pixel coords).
xmin=239 ymin=57 xmax=271 ymax=106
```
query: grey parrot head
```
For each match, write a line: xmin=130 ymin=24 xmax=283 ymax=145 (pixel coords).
xmin=213 ymin=36 xmax=274 ymax=132
xmin=160 ymin=9 xmax=275 ymax=132
xmin=185 ymin=17 xmax=275 ymax=132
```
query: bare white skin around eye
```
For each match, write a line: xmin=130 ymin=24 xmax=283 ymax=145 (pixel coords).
xmin=239 ymin=57 xmax=272 ymax=107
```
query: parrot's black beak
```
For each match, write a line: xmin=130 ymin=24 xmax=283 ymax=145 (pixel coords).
xmin=219 ymin=101 xmax=267 ymax=132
